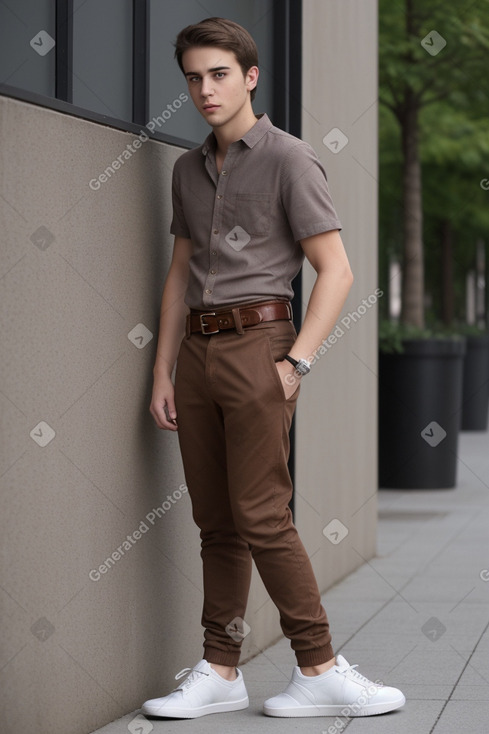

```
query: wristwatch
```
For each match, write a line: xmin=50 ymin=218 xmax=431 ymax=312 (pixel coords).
xmin=283 ymin=355 xmax=311 ymax=376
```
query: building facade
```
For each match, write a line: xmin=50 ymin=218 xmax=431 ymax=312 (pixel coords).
xmin=0 ymin=2 xmax=378 ymax=731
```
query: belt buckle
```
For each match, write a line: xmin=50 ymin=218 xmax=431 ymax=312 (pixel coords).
xmin=199 ymin=312 xmax=219 ymax=335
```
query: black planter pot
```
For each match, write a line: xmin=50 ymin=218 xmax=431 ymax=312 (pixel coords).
xmin=379 ymin=338 xmax=466 ymax=489
xmin=461 ymin=335 xmax=489 ymax=431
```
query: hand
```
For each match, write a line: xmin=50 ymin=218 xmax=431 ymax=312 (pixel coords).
xmin=275 ymin=360 xmax=301 ymax=400
xmin=149 ymin=373 xmax=178 ymax=431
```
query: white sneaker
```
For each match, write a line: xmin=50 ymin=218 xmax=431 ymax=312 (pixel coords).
xmin=141 ymin=659 xmax=249 ymax=718
xmin=263 ymin=654 xmax=405 ymax=717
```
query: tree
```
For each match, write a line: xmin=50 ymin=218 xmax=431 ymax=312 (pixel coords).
xmin=379 ymin=0 xmax=489 ymax=328
xmin=421 ymin=103 xmax=489 ymax=325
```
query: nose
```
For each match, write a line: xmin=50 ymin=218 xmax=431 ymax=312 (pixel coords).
xmin=200 ymin=76 xmax=214 ymax=98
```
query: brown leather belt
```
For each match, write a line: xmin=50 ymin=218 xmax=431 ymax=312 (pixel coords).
xmin=186 ymin=300 xmax=293 ymax=336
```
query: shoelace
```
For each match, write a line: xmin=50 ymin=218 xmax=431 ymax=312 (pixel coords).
xmin=337 ymin=662 xmax=380 ymax=688
xmin=173 ymin=666 xmax=210 ymax=692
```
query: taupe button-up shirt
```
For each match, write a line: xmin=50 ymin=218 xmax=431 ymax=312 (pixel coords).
xmin=170 ymin=113 xmax=342 ymax=310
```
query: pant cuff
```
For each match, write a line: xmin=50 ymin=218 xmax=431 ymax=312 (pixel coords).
xmin=203 ymin=646 xmax=241 ymax=667
xmin=295 ymin=643 xmax=335 ymax=667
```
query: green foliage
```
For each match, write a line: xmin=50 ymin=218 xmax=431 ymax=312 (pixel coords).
xmin=379 ymin=0 xmax=489 ymax=117
xmin=379 ymin=0 xmax=489 ymax=326
xmin=379 ymin=320 xmax=432 ymax=353
xmin=379 ymin=319 xmax=466 ymax=354
xmin=453 ymin=323 xmax=489 ymax=337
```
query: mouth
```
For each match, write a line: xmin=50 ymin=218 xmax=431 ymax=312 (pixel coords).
xmin=203 ymin=104 xmax=220 ymax=112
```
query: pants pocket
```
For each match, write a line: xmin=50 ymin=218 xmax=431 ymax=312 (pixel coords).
xmin=262 ymin=331 xmax=301 ymax=402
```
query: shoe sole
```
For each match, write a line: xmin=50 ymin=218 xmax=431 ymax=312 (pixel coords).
xmin=263 ymin=694 xmax=406 ymax=717
xmin=141 ymin=696 xmax=249 ymax=719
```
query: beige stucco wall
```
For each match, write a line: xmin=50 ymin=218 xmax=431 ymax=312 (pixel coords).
xmin=0 ymin=3 xmax=377 ymax=732
xmin=295 ymin=0 xmax=379 ymax=592
xmin=0 ymin=96 xmax=206 ymax=733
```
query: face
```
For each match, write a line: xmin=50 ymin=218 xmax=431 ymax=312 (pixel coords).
xmin=182 ymin=46 xmax=258 ymax=127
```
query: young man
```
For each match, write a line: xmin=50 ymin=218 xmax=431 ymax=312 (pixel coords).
xmin=142 ymin=16 xmax=405 ymax=720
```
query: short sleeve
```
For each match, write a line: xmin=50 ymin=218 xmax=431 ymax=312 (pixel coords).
xmin=280 ymin=142 xmax=342 ymax=242
xmin=170 ymin=158 xmax=191 ymax=239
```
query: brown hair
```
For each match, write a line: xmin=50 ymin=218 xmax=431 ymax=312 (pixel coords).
xmin=174 ymin=17 xmax=259 ymax=102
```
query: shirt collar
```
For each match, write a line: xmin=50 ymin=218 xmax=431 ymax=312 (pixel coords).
xmin=201 ymin=113 xmax=272 ymax=156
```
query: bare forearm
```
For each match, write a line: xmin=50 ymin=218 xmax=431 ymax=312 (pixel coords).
xmin=149 ymin=236 xmax=191 ymax=431
xmin=153 ymin=269 xmax=189 ymax=378
xmin=289 ymin=266 xmax=353 ymax=363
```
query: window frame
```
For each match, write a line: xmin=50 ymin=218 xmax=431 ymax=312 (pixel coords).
xmin=0 ymin=0 xmax=302 ymax=151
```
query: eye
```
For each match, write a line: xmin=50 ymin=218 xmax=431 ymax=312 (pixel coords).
xmin=215 ymin=72 xmax=226 ymax=79
xmin=188 ymin=76 xmax=200 ymax=83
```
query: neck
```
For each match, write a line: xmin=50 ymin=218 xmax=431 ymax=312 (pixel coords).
xmin=212 ymin=105 xmax=259 ymax=158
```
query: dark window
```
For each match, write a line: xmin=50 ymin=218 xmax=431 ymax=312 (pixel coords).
xmin=0 ymin=0 xmax=56 ymax=97
xmin=0 ymin=0 xmax=301 ymax=147
xmin=72 ymin=0 xmax=133 ymax=120
xmin=148 ymin=0 xmax=274 ymax=143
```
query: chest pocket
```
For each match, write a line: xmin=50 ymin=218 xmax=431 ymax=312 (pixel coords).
xmin=234 ymin=193 xmax=272 ymax=236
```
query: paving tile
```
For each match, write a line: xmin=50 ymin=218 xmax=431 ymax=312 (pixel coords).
xmin=451 ymin=686 xmax=489 ymax=701
xmin=324 ymin=600 xmax=387 ymax=629
xmin=473 ymin=629 xmax=489 ymax=651
xmin=93 ymin=706 xmax=342 ymax=734
xmin=346 ymin=700 xmax=445 ymax=733
xmin=397 ymin=575 xmax=489 ymax=604
xmin=333 ymin=646 xmax=468 ymax=687
xmin=353 ymin=600 xmax=489 ymax=650
xmin=432 ymin=701 xmax=489 ymax=733
xmin=388 ymin=683 xmax=452 ymax=700
xmin=323 ymin=571 xmax=413 ymax=601
xmin=451 ymin=649 xmax=489 ymax=689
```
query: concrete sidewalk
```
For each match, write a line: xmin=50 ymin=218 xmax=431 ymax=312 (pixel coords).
xmin=93 ymin=431 xmax=489 ymax=734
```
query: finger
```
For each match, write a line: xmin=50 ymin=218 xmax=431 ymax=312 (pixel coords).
xmin=150 ymin=404 xmax=178 ymax=431
xmin=164 ymin=400 xmax=178 ymax=424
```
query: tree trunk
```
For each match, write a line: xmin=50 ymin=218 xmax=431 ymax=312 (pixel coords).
xmin=441 ymin=219 xmax=454 ymax=326
xmin=400 ymin=0 xmax=424 ymax=329
xmin=476 ymin=238 xmax=486 ymax=327
xmin=400 ymin=96 xmax=424 ymax=328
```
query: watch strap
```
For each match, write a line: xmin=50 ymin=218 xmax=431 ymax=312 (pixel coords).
xmin=283 ymin=355 xmax=298 ymax=368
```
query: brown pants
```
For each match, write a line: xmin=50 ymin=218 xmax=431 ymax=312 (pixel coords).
xmin=174 ymin=310 xmax=334 ymax=667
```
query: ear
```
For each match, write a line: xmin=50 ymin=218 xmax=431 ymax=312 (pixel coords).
xmin=246 ymin=65 xmax=259 ymax=93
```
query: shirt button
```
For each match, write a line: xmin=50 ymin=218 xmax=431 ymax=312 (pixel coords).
xmin=205 ymin=289 xmax=212 ymax=294
xmin=217 ymin=194 xmax=223 ymax=199
xmin=213 ymin=229 xmax=219 ymax=234
xmin=210 ymin=269 xmax=216 ymax=274
xmin=211 ymin=250 xmax=217 ymax=255
xmin=221 ymin=170 xmax=227 ymax=175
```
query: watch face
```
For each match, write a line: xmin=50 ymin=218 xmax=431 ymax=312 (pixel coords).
xmin=296 ymin=359 xmax=311 ymax=375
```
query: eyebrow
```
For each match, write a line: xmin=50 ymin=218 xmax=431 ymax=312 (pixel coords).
xmin=184 ymin=66 xmax=231 ymax=77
